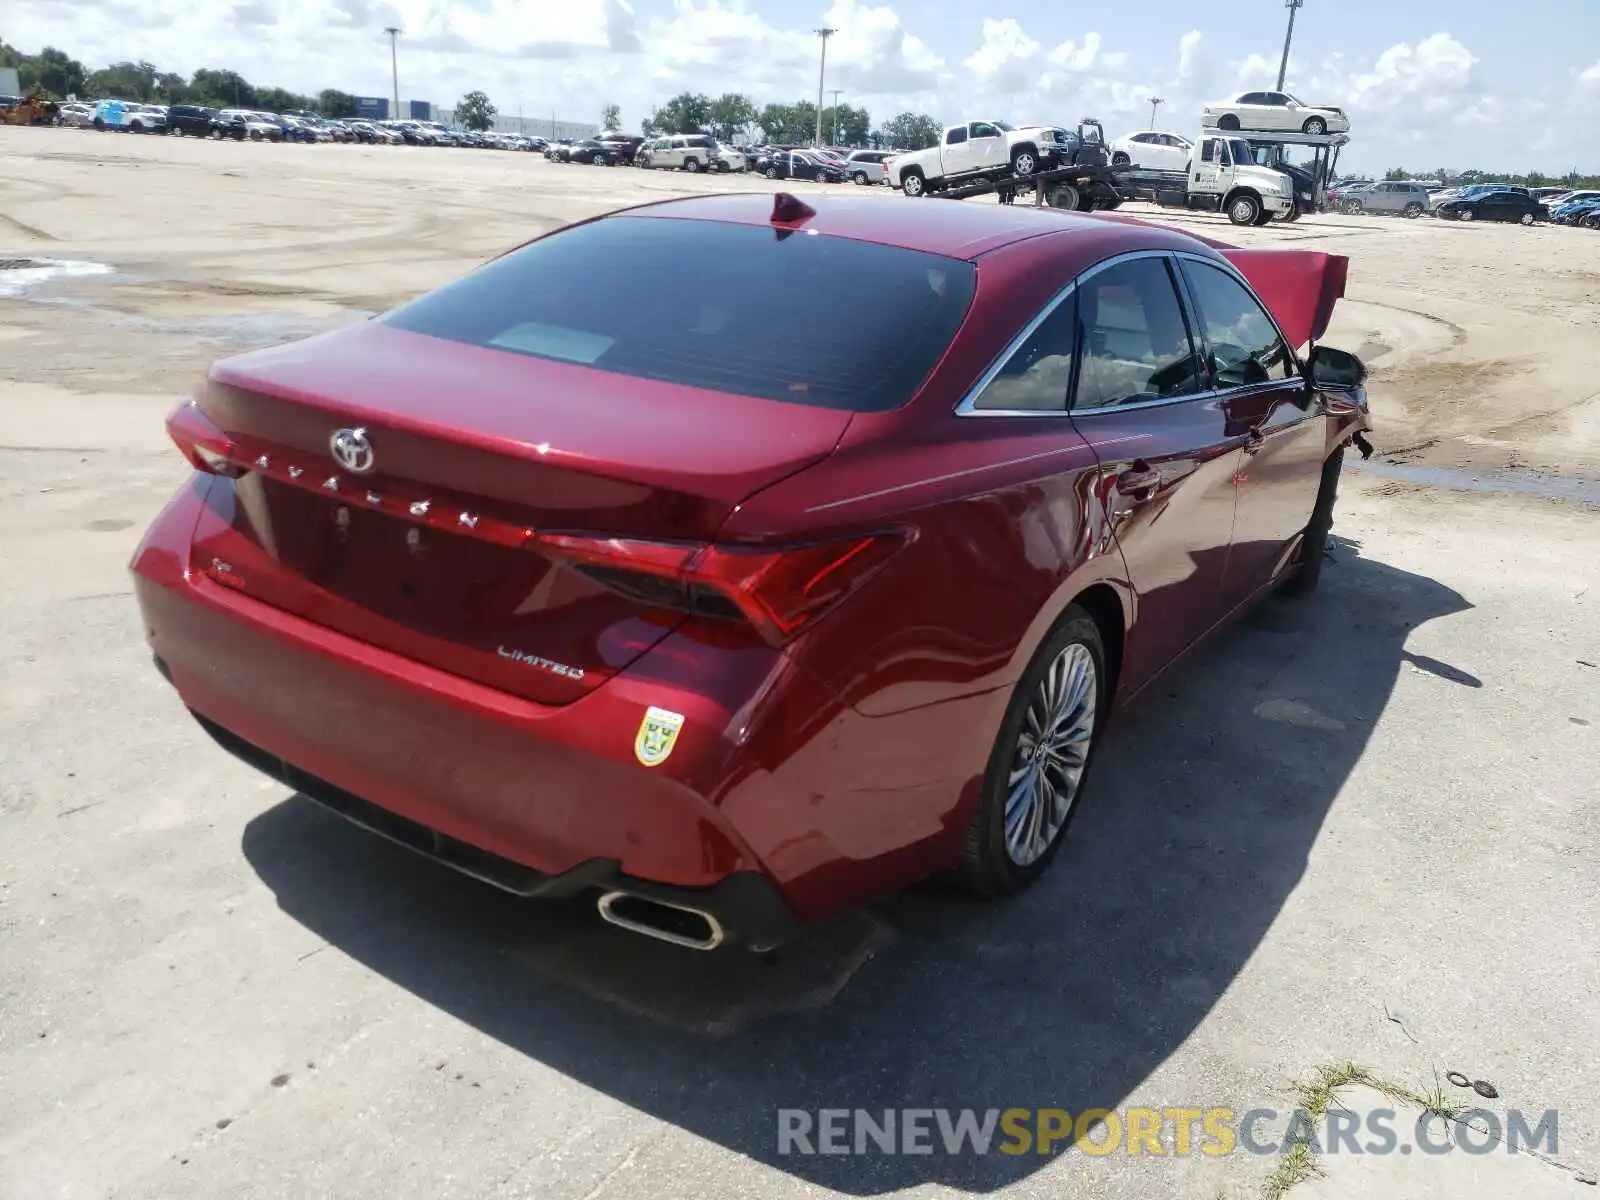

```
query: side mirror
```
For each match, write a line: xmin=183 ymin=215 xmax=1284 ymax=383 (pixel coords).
xmin=1308 ymin=345 xmax=1366 ymax=392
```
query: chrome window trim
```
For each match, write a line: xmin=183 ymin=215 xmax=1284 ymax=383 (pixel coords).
xmin=954 ymin=247 xmax=1309 ymax=420
xmin=956 ymin=248 xmax=1175 ymax=419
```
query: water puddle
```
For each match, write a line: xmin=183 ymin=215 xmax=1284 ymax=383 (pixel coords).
xmin=0 ymin=258 xmax=115 ymax=297
xmin=1350 ymin=458 xmax=1600 ymax=505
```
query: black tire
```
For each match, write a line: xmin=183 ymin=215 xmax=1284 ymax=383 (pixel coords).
xmin=1279 ymin=448 xmax=1344 ymax=598
xmin=1217 ymin=114 xmax=1240 ymax=131
xmin=1045 ymin=183 xmax=1080 ymax=209
xmin=1111 ymin=151 xmax=1131 ymax=166
xmin=958 ymin=606 xmax=1109 ymax=897
xmin=684 ymin=157 xmax=701 ymax=173
xmin=1011 ymin=147 xmax=1038 ymax=177
xmin=1403 ymin=202 xmax=1423 ymax=218
xmin=851 ymin=170 xmax=868 ymax=185
xmin=1302 ymin=117 xmax=1328 ymax=135
xmin=1252 ymin=206 xmax=1275 ymax=226
xmin=764 ymin=166 xmax=777 ymax=179
xmin=901 ymin=168 xmax=926 ymax=197
xmin=1519 ymin=212 xmax=1534 ymax=226
xmin=1227 ymin=192 xmax=1262 ymax=226
xmin=93 ymin=118 xmax=106 ymax=131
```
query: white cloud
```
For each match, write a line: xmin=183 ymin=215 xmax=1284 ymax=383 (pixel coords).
xmin=4 ymin=0 xmax=1596 ymax=171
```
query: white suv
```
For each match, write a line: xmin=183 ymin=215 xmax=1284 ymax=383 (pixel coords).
xmin=647 ymin=134 xmax=718 ymax=173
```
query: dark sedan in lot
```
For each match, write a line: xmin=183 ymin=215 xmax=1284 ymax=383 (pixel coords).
xmin=758 ymin=150 xmax=847 ymax=182
xmin=133 ymin=194 xmax=1369 ymax=953
xmin=1434 ymin=189 xmax=1550 ymax=224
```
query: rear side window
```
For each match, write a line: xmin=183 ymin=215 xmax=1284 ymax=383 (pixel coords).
xmin=384 ymin=215 xmax=977 ymax=412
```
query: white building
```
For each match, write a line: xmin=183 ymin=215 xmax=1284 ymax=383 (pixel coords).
xmin=435 ymin=110 xmax=598 ymax=140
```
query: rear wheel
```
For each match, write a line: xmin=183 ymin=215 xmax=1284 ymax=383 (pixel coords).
xmin=684 ymin=157 xmax=702 ymax=173
xmin=901 ymin=169 xmax=926 ymax=197
xmin=1045 ymin=183 xmax=1081 ymax=209
xmin=1279 ymin=448 xmax=1344 ymax=598
xmin=1217 ymin=114 xmax=1240 ymax=131
xmin=1111 ymin=151 xmax=1131 ymax=166
xmin=852 ymin=170 xmax=868 ymax=185
xmin=1302 ymin=117 xmax=1328 ymax=135
xmin=1520 ymin=212 xmax=1535 ymax=226
xmin=1403 ymin=202 xmax=1423 ymax=218
xmin=764 ymin=166 xmax=778 ymax=180
xmin=1459 ymin=208 xmax=1475 ymax=221
xmin=958 ymin=607 xmax=1108 ymax=897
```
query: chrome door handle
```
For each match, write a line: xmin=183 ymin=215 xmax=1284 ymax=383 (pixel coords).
xmin=1115 ymin=464 xmax=1161 ymax=497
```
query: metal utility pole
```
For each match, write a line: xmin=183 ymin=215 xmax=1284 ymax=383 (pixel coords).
xmin=813 ymin=27 xmax=835 ymax=147
xmin=830 ymin=89 xmax=842 ymax=145
xmin=1276 ymin=0 xmax=1303 ymax=91
xmin=1147 ymin=96 xmax=1163 ymax=129
xmin=383 ymin=27 xmax=401 ymax=119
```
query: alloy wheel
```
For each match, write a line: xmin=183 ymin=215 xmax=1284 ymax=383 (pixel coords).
xmin=1004 ymin=643 xmax=1097 ymax=866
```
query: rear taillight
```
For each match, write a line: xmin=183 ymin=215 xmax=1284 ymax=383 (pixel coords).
xmin=166 ymin=400 xmax=246 ymax=477
xmin=537 ymin=531 xmax=907 ymax=645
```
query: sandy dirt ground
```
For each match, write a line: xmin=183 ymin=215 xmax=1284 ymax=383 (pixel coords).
xmin=1 ymin=127 xmax=1597 ymax=1200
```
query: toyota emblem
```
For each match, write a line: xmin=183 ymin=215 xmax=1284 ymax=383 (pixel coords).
xmin=329 ymin=427 xmax=375 ymax=474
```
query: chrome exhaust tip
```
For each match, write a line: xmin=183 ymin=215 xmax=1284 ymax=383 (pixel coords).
xmin=596 ymin=890 xmax=725 ymax=951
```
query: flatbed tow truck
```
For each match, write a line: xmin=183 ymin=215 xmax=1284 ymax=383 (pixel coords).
xmin=929 ymin=162 xmax=1125 ymax=210
xmin=1117 ymin=129 xmax=1348 ymax=221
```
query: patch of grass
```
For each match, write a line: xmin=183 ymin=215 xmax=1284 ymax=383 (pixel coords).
xmin=1259 ymin=1062 xmax=1466 ymax=1200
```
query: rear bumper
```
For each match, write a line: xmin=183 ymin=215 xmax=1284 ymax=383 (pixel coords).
xmin=130 ymin=477 xmax=979 ymax=934
xmin=186 ymin=703 xmax=796 ymax=947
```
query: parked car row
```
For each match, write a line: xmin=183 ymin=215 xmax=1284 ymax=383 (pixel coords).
xmin=539 ymin=130 xmax=898 ymax=185
xmin=1328 ymin=179 xmax=1596 ymax=227
xmin=49 ymin=99 xmax=548 ymax=150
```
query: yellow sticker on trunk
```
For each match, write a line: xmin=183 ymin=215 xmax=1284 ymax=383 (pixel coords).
xmin=634 ymin=706 xmax=685 ymax=768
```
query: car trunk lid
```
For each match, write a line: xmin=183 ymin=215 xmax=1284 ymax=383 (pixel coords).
xmin=182 ymin=322 xmax=852 ymax=705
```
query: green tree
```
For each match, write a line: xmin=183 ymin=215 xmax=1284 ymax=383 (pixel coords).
xmin=189 ymin=68 xmax=256 ymax=108
xmin=651 ymin=92 xmax=712 ymax=134
xmin=1383 ymin=167 xmax=1410 ymax=181
xmin=85 ymin=60 xmax=160 ymax=101
xmin=601 ymin=102 xmax=621 ymax=130
xmin=10 ymin=46 xmax=90 ymax=98
xmin=820 ymin=102 xmax=870 ymax=146
xmin=318 ymin=89 xmax=358 ymax=118
xmin=757 ymin=101 xmax=817 ymax=145
xmin=707 ymin=92 xmax=756 ymax=142
xmin=255 ymin=86 xmax=309 ymax=113
xmin=456 ymin=89 xmax=497 ymax=131
xmin=877 ymin=112 xmax=941 ymax=151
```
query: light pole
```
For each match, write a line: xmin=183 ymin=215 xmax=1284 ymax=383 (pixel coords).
xmin=1147 ymin=96 xmax=1163 ymax=129
xmin=830 ymin=89 xmax=842 ymax=145
xmin=813 ymin=27 xmax=835 ymax=147
xmin=1276 ymin=0 xmax=1303 ymax=91
xmin=383 ymin=26 xmax=401 ymax=120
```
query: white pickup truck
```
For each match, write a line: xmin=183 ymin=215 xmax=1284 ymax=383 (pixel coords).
xmin=888 ymin=120 xmax=1093 ymax=197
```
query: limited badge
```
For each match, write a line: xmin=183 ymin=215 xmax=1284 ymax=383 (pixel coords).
xmin=634 ymin=706 xmax=685 ymax=768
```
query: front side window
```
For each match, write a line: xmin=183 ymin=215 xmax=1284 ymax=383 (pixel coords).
xmin=970 ymin=122 xmax=1000 ymax=139
xmin=970 ymin=295 xmax=1077 ymax=412
xmin=1180 ymin=260 xmax=1296 ymax=382
xmin=1073 ymin=258 xmax=1203 ymax=410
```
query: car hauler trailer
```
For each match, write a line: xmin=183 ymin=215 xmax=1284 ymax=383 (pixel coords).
xmin=929 ymin=160 xmax=1126 ymax=210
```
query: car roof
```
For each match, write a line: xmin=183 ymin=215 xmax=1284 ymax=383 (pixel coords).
xmin=611 ymin=193 xmax=1172 ymax=260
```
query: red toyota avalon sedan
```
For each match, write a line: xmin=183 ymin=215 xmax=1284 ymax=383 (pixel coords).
xmin=132 ymin=193 xmax=1372 ymax=952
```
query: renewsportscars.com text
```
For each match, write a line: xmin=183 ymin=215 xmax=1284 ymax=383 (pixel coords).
xmin=776 ymin=1107 xmax=1558 ymax=1157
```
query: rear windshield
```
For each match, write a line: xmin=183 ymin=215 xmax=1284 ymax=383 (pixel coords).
xmin=383 ymin=215 xmax=978 ymax=412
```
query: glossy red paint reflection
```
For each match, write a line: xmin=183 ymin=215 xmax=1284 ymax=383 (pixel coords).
xmin=131 ymin=195 xmax=1366 ymax=933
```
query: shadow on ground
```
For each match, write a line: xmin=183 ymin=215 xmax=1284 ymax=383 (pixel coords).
xmin=242 ymin=535 xmax=1472 ymax=1194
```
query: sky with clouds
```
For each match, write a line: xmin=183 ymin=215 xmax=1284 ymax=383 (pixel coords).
xmin=9 ymin=0 xmax=1600 ymax=173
